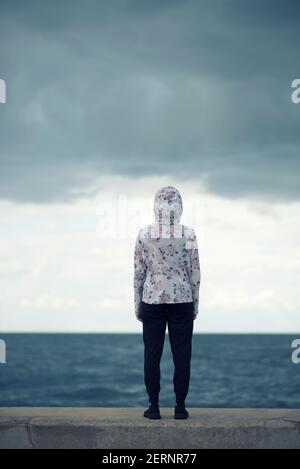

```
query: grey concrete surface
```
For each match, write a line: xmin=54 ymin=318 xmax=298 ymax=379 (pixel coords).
xmin=0 ymin=407 xmax=300 ymax=449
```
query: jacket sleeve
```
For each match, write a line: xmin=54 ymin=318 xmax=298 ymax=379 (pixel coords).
xmin=187 ymin=230 xmax=201 ymax=317
xmin=133 ymin=230 xmax=147 ymax=317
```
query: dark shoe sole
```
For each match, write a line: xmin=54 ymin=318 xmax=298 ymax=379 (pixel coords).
xmin=144 ymin=412 xmax=161 ymax=419
xmin=174 ymin=409 xmax=189 ymax=419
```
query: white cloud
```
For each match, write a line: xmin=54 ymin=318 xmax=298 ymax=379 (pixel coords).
xmin=0 ymin=174 xmax=299 ymax=332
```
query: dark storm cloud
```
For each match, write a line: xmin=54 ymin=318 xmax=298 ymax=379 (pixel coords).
xmin=0 ymin=0 xmax=299 ymax=203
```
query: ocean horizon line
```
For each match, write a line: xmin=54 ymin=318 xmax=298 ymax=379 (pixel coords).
xmin=1 ymin=331 xmax=299 ymax=335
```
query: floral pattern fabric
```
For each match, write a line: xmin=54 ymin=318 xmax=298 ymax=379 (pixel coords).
xmin=133 ymin=185 xmax=201 ymax=318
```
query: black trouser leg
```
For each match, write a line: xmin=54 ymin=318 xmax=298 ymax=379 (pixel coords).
xmin=141 ymin=301 xmax=167 ymax=405
xmin=167 ymin=302 xmax=194 ymax=405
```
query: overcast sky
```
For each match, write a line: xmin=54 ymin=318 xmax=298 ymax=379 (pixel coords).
xmin=0 ymin=0 xmax=299 ymax=332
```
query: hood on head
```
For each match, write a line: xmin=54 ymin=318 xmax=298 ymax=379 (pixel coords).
xmin=153 ymin=185 xmax=183 ymax=225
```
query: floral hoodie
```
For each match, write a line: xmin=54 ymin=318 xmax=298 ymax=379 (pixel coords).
xmin=133 ymin=185 xmax=201 ymax=318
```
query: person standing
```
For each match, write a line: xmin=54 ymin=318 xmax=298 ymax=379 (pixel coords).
xmin=133 ymin=185 xmax=201 ymax=419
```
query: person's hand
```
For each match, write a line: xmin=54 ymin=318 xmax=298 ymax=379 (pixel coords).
xmin=193 ymin=313 xmax=198 ymax=321
xmin=136 ymin=314 xmax=143 ymax=323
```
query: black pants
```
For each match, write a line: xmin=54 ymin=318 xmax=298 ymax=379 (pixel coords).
xmin=140 ymin=300 xmax=194 ymax=406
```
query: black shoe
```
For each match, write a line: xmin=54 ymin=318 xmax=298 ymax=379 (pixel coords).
xmin=143 ymin=403 xmax=161 ymax=419
xmin=174 ymin=404 xmax=189 ymax=419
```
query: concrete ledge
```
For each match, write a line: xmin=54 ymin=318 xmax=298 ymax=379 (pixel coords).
xmin=0 ymin=408 xmax=300 ymax=449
